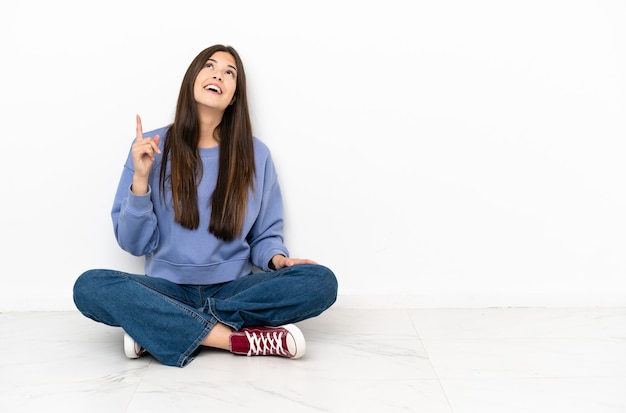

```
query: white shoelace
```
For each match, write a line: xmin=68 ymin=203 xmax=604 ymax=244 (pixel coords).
xmin=245 ymin=330 xmax=288 ymax=356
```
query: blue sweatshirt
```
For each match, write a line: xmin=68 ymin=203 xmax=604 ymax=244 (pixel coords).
xmin=111 ymin=126 xmax=289 ymax=285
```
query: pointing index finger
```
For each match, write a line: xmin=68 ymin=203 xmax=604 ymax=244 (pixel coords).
xmin=136 ymin=114 xmax=143 ymax=142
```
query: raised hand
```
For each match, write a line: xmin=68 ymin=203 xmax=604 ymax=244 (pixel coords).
xmin=131 ymin=114 xmax=161 ymax=195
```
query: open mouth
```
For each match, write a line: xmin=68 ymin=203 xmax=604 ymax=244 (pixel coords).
xmin=205 ymin=85 xmax=222 ymax=94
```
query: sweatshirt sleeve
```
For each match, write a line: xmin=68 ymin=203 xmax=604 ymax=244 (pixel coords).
xmin=110 ymin=154 xmax=160 ymax=257
xmin=247 ymin=150 xmax=289 ymax=270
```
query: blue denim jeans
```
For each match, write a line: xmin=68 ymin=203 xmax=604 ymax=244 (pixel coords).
xmin=73 ymin=264 xmax=338 ymax=367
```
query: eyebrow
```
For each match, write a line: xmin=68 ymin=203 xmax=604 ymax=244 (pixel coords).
xmin=207 ymin=58 xmax=237 ymax=72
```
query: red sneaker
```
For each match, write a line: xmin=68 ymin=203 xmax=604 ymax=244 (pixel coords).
xmin=229 ymin=324 xmax=306 ymax=359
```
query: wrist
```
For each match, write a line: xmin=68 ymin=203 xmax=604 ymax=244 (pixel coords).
xmin=131 ymin=176 xmax=149 ymax=195
xmin=268 ymin=254 xmax=285 ymax=270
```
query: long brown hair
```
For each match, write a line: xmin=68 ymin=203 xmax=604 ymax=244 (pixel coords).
xmin=159 ymin=45 xmax=255 ymax=241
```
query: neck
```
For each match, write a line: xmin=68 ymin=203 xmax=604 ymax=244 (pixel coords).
xmin=198 ymin=132 xmax=219 ymax=148
xmin=197 ymin=111 xmax=223 ymax=148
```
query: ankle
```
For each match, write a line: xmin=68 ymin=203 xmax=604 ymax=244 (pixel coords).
xmin=201 ymin=322 xmax=233 ymax=350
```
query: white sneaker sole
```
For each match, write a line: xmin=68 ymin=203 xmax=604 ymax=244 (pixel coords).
xmin=123 ymin=332 xmax=144 ymax=359
xmin=282 ymin=324 xmax=306 ymax=359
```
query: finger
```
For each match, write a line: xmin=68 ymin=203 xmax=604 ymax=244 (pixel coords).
xmin=135 ymin=114 xmax=143 ymax=143
xmin=152 ymin=135 xmax=161 ymax=154
xmin=144 ymin=136 xmax=161 ymax=160
xmin=292 ymin=258 xmax=318 ymax=266
xmin=140 ymin=141 xmax=156 ymax=159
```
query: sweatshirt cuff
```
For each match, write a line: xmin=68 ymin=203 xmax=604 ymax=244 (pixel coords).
xmin=264 ymin=249 xmax=288 ymax=271
xmin=126 ymin=184 xmax=153 ymax=212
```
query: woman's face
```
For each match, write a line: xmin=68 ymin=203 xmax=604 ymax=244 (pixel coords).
xmin=193 ymin=51 xmax=238 ymax=114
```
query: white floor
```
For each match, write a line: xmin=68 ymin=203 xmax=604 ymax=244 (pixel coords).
xmin=1 ymin=306 xmax=625 ymax=413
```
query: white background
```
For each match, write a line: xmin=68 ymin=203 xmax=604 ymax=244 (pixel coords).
xmin=1 ymin=0 xmax=624 ymax=310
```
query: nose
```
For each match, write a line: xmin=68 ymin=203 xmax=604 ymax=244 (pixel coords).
xmin=213 ymin=73 xmax=222 ymax=81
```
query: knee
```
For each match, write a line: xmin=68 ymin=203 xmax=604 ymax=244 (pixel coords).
xmin=73 ymin=269 xmax=117 ymax=312
xmin=73 ymin=269 xmax=98 ymax=297
xmin=73 ymin=269 xmax=97 ymax=310
xmin=311 ymin=264 xmax=338 ymax=306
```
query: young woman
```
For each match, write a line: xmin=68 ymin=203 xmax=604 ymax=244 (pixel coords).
xmin=73 ymin=44 xmax=338 ymax=368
